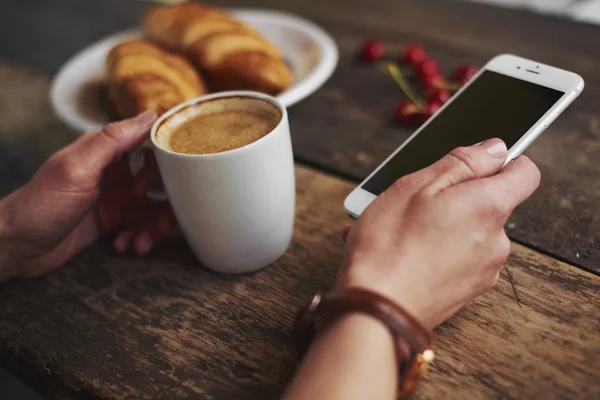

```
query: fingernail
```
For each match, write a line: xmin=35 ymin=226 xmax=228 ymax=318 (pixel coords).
xmin=135 ymin=232 xmax=152 ymax=255
xmin=484 ymin=139 xmax=508 ymax=158
xmin=135 ymin=110 xmax=157 ymax=126
xmin=113 ymin=231 xmax=132 ymax=254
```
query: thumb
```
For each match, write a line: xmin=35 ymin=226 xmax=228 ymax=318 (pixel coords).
xmin=61 ymin=110 xmax=157 ymax=182
xmin=422 ymin=138 xmax=507 ymax=195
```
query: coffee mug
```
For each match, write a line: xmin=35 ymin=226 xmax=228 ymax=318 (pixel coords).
xmin=139 ymin=91 xmax=295 ymax=274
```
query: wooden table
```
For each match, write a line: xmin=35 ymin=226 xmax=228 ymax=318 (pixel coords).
xmin=0 ymin=1 xmax=599 ymax=399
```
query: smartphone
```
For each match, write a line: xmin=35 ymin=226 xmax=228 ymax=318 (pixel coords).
xmin=344 ymin=54 xmax=584 ymax=219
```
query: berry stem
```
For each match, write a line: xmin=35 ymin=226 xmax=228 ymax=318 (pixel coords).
xmin=440 ymin=82 xmax=462 ymax=92
xmin=376 ymin=63 xmax=414 ymax=76
xmin=386 ymin=63 xmax=424 ymax=108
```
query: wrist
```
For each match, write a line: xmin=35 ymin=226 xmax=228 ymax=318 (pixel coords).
xmin=324 ymin=312 xmax=397 ymax=351
xmin=292 ymin=288 xmax=434 ymax=400
xmin=336 ymin=262 xmax=434 ymax=330
xmin=288 ymin=306 xmax=398 ymax=400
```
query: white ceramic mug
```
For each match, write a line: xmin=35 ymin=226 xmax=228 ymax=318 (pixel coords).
xmin=144 ymin=91 xmax=295 ymax=274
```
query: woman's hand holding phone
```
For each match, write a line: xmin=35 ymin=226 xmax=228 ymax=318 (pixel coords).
xmin=336 ymin=138 xmax=541 ymax=329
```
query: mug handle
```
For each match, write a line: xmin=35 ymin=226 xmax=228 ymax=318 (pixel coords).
xmin=128 ymin=139 xmax=169 ymax=201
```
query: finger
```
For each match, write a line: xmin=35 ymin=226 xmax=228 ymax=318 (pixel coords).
xmin=113 ymin=230 xmax=133 ymax=254
xmin=116 ymin=197 xmax=157 ymax=253
xmin=125 ymin=196 xmax=154 ymax=228
xmin=96 ymin=158 xmax=134 ymax=233
xmin=60 ymin=110 xmax=157 ymax=183
xmin=452 ymin=156 xmax=541 ymax=220
xmin=419 ymin=138 xmax=508 ymax=195
xmin=100 ymin=155 xmax=131 ymax=186
xmin=341 ymin=224 xmax=353 ymax=242
xmin=133 ymin=232 xmax=153 ymax=256
xmin=132 ymin=151 xmax=162 ymax=196
xmin=479 ymin=155 xmax=541 ymax=207
xmin=132 ymin=203 xmax=176 ymax=255
xmin=97 ymin=192 xmax=131 ymax=234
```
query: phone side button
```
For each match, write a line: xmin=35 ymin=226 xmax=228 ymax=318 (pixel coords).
xmin=546 ymin=113 xmax=559 ymax=127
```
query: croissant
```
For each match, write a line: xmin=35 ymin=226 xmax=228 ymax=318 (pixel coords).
xmin=142 ymin=2 xmax=292 ymax=96
xmin=106 ymin=39 xmax=207 ymax=118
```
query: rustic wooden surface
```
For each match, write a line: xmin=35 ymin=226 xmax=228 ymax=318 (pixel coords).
xmin=0 ymin=61 xmax=599 ymax=399
xmin=275 ymin=0 xmax=600 ymax=273
xmin=2 ymin=0 xmax=599 ymax=273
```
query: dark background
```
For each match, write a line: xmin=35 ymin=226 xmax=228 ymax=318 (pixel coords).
xmin=1 ymin=0 xmax=149 ymax=73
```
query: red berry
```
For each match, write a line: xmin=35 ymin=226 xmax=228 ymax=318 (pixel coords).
xmin=360 ymin=38 xmax=385 ymax=62
xmin=395 ymin=99 xmax=419 ymax=125
xmin=420 ymin=73 xmax=445 ymax=90
xmin=415 ymin=111 xmax=433 ymax=123
xmin=426 ymin=99 xmax=443 ymax=114
xmin=418 ymin=58 xmax=439 ymax=77
xmin=454 ymin=64 xmax=478 ymax=84
xmin=429 ymin=89 xmax=451 ymax=104
xmin=415 ymin=100 xmax=442 ymax=123
xmin=403 ymin=44 xmax=427 ymax=66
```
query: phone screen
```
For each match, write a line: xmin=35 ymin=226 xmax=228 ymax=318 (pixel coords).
xmin=361 ymin=70 xmax=564 ymax=195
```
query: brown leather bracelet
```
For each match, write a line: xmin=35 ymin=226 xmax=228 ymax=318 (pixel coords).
xmin=293 ymin=287 xmax=435 ymax=399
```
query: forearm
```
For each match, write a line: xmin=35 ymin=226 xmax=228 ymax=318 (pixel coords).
xmin=283 ymin=313 xmax=398 ymax=400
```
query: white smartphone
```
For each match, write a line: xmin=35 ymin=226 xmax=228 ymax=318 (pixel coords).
xmin=344 ymin=54 xmax=584 ymax=219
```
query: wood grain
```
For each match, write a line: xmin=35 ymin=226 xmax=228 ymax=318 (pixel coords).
xmin=212 ymin=0 xmax=600 ymax=273
xmin=0 ymin=61 xmax=599 ymax=399
xmin=1 ymin=0 xmax=599 ymax=273
xmin=1 ymin=166 xmax=599 ymax=399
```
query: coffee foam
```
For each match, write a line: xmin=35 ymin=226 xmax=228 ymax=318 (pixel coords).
xmin=155 ymin=96 xmax=282 ymax=152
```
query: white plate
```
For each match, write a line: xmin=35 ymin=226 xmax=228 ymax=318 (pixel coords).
xmin=50 ymin=8 xmax=338 ymax=133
